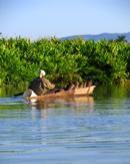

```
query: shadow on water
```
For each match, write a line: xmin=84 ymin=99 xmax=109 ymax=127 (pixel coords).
xmin=0 ymin=85 xmax=25 ymax=97
xmin=94 ymin=82 xmax=130 ymax=99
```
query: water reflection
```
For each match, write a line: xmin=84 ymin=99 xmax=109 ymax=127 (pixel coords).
xmin=31 ymin=96 xmax=94 ymax=108
xmin=94 ymin=83 xmax=130 ymax=99
xmin=29 ymin=96 xmax=94 ymax=119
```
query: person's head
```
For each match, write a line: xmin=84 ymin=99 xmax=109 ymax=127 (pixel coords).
xmin=40 ymin=70 xmax=46 ymax=78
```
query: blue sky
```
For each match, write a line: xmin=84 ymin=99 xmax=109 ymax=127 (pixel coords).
xmin=0 ymin=0 xmax=130 ymax=39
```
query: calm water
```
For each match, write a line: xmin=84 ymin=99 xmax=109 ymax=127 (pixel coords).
xmin=0 ymin=86 xmax=130 ymax=164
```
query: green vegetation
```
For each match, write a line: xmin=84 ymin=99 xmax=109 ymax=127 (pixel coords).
xmin=0 ymin=36 xmax=130 ymax=89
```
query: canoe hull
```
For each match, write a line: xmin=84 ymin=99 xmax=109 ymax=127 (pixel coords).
xmin=24 ymin=85 xmax=96 ymax=101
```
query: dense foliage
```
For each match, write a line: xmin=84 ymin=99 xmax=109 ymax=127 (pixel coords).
xmin=0 ymin=37 xmax=130 ymax=88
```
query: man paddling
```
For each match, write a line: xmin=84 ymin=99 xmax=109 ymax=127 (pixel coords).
xmin=28 ymin=70 xmax=55 ymax=96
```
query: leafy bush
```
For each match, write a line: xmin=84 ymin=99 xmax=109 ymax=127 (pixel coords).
xmin=0 ymin=37 xmax=130 ymax=88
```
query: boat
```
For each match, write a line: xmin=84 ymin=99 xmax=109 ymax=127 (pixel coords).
xmin=23 ymin=84 xmax=96 ymax=101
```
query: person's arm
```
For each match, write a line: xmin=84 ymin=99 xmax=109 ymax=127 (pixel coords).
xmin=42 ymin=78 xmax=55 ymax=89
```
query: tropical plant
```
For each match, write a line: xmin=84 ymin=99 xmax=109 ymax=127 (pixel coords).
xmin=0 ymin=37 xmax=130 ymax=89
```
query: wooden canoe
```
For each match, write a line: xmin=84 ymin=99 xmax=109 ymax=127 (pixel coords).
xmin=24 ymin=85 xmax=96 ymax=101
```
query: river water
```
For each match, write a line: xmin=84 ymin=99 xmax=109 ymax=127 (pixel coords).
xmin=0 ymin=85 xmax=130 ymax=164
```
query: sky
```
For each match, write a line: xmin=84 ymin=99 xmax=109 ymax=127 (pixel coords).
xmin=0 ymin=0 xmax=130 ymax=39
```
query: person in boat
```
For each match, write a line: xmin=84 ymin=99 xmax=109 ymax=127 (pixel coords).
xmin=28 ymin=70 xmax=55 ymax=96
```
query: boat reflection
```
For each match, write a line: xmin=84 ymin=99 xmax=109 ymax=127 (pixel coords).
xmin=30 ymin=96 xmax=94 ymax=119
